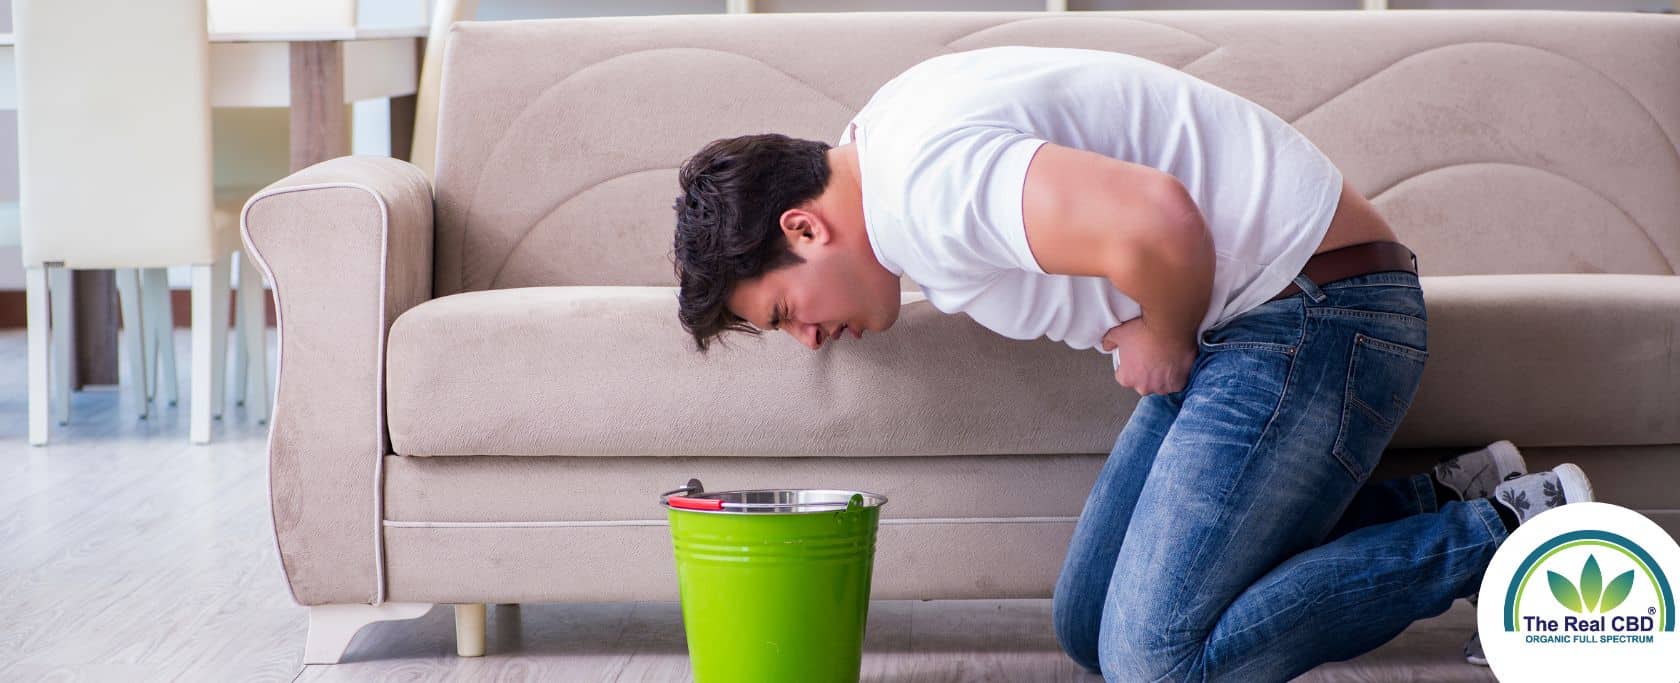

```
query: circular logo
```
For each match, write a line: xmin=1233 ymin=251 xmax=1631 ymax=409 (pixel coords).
xmin=1477 ymin=502 xmax=1680 ymax=682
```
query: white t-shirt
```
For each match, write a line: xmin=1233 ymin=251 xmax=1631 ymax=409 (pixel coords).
xmin=836 ymin=46 xmax=1343 ymax=368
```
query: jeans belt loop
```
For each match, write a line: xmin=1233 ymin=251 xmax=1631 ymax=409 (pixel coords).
xmin=1292 ymin=273 xmax=1328 ymax=303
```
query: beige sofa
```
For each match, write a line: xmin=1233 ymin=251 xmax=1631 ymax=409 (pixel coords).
xmin=240 ymin=9 xmax=1680 ymax=665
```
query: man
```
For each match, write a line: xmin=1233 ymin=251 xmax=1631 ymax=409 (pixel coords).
xmin=670 ymin=46 xmax=1592 ymax=680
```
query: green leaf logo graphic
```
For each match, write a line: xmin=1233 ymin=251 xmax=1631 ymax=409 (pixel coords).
xmin=1600 ymin=570 xmax=1636 ymax=613
xmin=1549 ymin=570 xmax=1583 ymax=613
xmin=1581 ymin=555 xmax=1603 ymax=612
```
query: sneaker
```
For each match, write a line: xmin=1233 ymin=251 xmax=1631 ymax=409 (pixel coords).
xmin=1463 ymin=464 xmax=1594 ymax=666
xmin=1441 ymin=439 xmax=1528 ymax=663
xmin=1492 ymin=463 xmax=1594 ymax=525
xmin=1464 ymin=629 xmax=1487 ymax=666
xmin=1433 ymin=440 xmax=1527 ymax=500
xmin=1463 ymin=592 xmax=1491 ymax=666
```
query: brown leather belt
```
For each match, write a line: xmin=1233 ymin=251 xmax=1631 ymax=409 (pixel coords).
xmin=1265 ymin=241 xmax=1418 ymax=304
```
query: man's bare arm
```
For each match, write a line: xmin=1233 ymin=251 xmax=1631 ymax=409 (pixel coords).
xmin=1018 ymin=142 xmax=1214 ymax=347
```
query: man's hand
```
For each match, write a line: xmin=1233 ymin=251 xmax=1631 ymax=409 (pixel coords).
xmin=1101 ymin=318 xmax=1198 ymax=397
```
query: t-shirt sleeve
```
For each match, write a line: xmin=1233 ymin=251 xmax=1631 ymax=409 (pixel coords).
xmin=900 ymin=125 xmax=1051 ymax=276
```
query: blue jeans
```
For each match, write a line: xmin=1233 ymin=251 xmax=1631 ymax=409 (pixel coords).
xmin=1051 ymin=269 xmax=1512 ymax=682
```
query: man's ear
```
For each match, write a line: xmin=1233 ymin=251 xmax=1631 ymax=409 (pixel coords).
xmin=780 ymin=208 xmax=829 ymax=245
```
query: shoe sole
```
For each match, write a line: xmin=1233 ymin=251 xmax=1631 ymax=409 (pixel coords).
xmin=1553 ymin=463 xmax=1595 ymax=504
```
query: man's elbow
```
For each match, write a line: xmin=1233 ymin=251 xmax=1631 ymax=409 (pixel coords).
xmin=1121 ymin=178 xmax=1210 ymax=275
xmin=1151 ymin=176 xmax=1207 ymax=241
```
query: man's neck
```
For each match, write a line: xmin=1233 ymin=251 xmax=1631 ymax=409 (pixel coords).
xmin=819 ymin=144 xmax=867 ymax=241
xmin=827 ymin=144 xmax=863 ymax=210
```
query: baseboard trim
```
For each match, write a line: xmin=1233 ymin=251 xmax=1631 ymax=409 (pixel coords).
xmin=0 ymin=289 xmax=276 ymax=329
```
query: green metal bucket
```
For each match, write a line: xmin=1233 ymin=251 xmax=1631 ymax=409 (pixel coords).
xmin=660 ymin=478 xmax=887 ymax=683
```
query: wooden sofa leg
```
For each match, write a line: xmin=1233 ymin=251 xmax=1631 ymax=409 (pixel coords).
xmin=455 ymin=603 xmax=487 ymax=657
xmin=304 ymin=603 xmax=433 ymax=664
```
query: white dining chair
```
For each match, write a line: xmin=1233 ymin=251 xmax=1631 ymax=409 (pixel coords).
xmin=130 ymin=224 xmax=273 ymax=425
xmin=8 ymin=193 xmax=271 ymax=435
xmin=16 ymin=0 xmax=264 ymax=445
xmin=212 ymin=108 xmax=292 ymax=425
xmin=410 ymin=0 xmax=479 ymax=179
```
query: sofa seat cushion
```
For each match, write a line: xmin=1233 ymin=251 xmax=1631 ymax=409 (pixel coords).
xmin=1399 ymin=274 xmax=1680 ymax=447
xmin=385 ymin=285 xmax=1123 ymax=457
xmin=383 ymin=274 xmax=1680 ymax=457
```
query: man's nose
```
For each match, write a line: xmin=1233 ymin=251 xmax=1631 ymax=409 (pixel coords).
xmin=791 ymin=321 xmax=821 ymax=350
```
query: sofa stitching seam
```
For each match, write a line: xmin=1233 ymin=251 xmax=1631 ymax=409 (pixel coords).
xmin=242 ymin=177 xmax=398 ymax=606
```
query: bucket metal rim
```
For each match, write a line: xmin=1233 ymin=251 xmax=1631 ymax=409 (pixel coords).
xmin=658 ymin=478 xmax=888 ymax=514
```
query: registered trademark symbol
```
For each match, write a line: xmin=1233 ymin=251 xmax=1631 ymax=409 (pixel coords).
xmin=1650 ymin=606 xmax=1658 ymax=615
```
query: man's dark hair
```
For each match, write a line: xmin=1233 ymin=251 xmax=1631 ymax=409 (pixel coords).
xmin=672 ymin=133 xmax=832 ymax=353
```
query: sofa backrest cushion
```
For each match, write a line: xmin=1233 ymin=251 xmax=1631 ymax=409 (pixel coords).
xmin=430 ymin=10 xmax=1680 ymax=296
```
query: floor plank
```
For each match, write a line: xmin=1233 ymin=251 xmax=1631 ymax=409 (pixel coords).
xmin=0 ymin=329 xmax=1494 ymax=682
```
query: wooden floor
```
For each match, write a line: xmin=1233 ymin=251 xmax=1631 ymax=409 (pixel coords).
xmin=0 ymin=329 xmax=1495 ymax=682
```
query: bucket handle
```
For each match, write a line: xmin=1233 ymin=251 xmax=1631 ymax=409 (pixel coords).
xmin=658 ymin=478 xmax=867 ymax=512
xmin=659 ymin=478 xmax=709 ymax=508
xmin=658 ymin=478 xmax=705 ymax=499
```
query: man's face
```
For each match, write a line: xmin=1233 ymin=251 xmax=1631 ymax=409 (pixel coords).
xmin=726 ymin=218 xmax=900 ymax=351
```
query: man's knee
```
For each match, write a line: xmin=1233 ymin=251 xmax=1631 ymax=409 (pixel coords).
xmin=1052 ymin=584 xmax=1103 ymax=673
xmin=1098 ymin=616 xmax=1185 ymax=682
xmin=1098 ymin=587 xmax=1201 ymax=682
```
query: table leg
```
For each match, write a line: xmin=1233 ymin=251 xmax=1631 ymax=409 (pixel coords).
xmin=71 ymin=269 xmax=118 ymax=387
xmin=387 ymin=37 xmax=424 ymax=163
xmin=289 ymin=40 xmax=350 ymax=172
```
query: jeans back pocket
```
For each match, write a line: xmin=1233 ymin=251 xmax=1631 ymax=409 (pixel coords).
xmin=1330 ymin=332 xmax=1428 ymax=482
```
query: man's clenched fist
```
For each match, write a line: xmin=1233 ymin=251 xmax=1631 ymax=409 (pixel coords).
xmin=1101 ymin=318 xmax=1198 ymax=397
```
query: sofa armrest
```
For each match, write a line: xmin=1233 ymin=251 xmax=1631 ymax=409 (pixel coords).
xmin=240 ymin=155 xmax=434 ymax=606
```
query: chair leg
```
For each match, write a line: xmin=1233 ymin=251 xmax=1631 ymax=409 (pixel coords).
xmin=303 ymin=603 xmax=433 ymax=665
xmin=48 ymin=267 xmax=74 ymax=426
xmin=114 ymin=269 xmax=150 ymax=420
xmin=231 ymin=258 xmax=248 ymax=408
xmin=142 ymin=268 xmax=180 ymax=407
xmin=236 ymin=250 xmax=269 ymax=423
xmin=138 ymin=269 xmax=155 ymax=402
xmin=189 ymin=262 xmax=221 ymax=444
xmin=455 ymin=603 xmax=486 ymax=657
xmin=209 ymin=254 xmax=230 ymax=420
xmin=136 ymin=276 xmax=156 ymax=404
xmin=25 ymin=265 xmax=50 ymax=446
